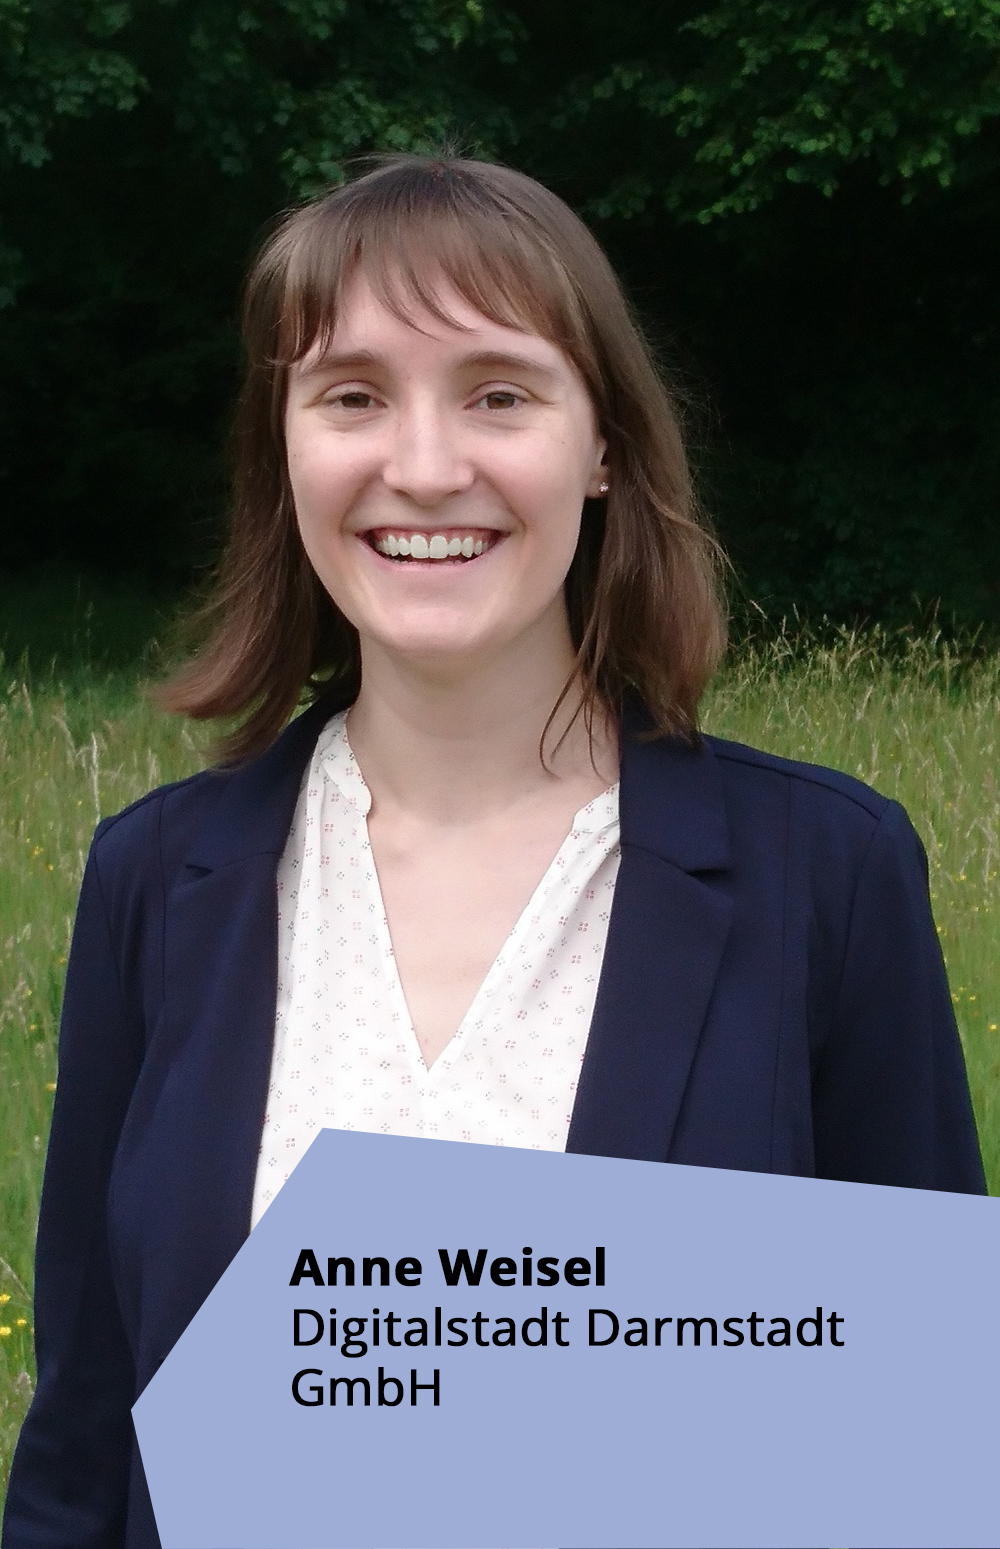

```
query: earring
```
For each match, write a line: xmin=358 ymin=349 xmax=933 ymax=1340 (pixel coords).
xmin=598 ymin=480 xmax=610 ymax=496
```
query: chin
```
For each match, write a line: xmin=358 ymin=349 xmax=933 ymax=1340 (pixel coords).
xmin=358 ymin=606 xmax=529 ymax=668
xmin=374 ymin=631 xmax=498 ymax=669
xmin=357 ymin=598 xmax=505 ymax=656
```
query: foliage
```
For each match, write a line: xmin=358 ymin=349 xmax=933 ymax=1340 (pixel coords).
xmin=547 ymin=0 xmax=1000 ymax=222
xmin=0 ymin=0 xmax=143 ymax=301
xmin=0 ymin=0 xmax=143 ymax=172
xmin=0 ymin=0 xmax=997 ymax=618
xmin=0 ymin=0 xmax=517 ymax=204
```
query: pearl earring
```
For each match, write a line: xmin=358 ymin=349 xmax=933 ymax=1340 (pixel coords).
xmin=598 ymin=480 xmax=610 ymax=496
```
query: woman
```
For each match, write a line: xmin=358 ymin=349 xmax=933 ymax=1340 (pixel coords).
xmin=3 ymin=155 xmax=985 ymax=1549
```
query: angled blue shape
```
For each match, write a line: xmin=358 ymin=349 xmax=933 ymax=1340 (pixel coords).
xmin=133 ymin=1131 xmax=1000 ymax=1548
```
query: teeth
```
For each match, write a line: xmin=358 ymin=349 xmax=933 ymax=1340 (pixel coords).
xmin=371 ymin=531 xmax=494 ymax=562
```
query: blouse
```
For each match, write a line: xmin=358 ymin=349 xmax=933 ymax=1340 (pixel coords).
xmin=251 ymin=711 xmax=621 ymax=1226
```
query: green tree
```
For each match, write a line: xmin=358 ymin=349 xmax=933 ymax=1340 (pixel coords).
xmin=486 ymin=0 xmax=1000 ymax=217
xmin=0 ymin=0 xmax=997 ymax=620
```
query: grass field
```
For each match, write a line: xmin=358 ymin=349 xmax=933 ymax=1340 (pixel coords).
xmin=1 ymin=609 xmax=999 ymax=1501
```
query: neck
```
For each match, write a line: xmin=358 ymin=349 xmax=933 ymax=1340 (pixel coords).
xmin=346 ymin=619 xmax=617 ymax=824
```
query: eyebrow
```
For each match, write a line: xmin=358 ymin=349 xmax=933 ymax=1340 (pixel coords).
xmin=296 ymin=347 xmax=563 ymax=383
xmin=456 ymin=350 xmax=562 ymax=382
xmin=295 ymin=350 xmax=381 ymax=378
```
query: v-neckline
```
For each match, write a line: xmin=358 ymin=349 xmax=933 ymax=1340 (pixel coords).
xmin=317 ymin=710 xmax=619 ymax=1075
xmin=361 ymin=787 xmax=619 ymax=1074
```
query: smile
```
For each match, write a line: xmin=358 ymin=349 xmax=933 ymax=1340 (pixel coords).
xmin=364 ymin=529 xmax=502 ymax=563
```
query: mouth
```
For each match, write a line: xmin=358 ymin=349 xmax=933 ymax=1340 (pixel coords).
xmin=362 ymin=528 xmax=504 ymax=564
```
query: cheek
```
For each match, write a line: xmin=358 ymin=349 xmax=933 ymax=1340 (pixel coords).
xmin=286 ymin=439 xmax=357 ymax=540
xmin=520 ymin=458 xmax=588 ymax=562
xmin=503 ymin=435 xmax=588 ymax=523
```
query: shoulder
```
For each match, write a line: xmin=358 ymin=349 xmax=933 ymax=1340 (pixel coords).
xmin=87 ymin=696 xmax=336 ymax=892
xmin=701 ymin=733 xmax=924 ymax=877
xmin=88 ymin=767 xmax=235 ymax=894
xmin=93 ymin=765 xmax=235 ymax=846
xmin=619 ymin=711 xmax=921 ymax=876
xmin=703 ymin=734 xmax=891 ymax=821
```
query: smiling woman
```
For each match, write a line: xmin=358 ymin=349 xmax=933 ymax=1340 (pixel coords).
xmin=2 ymin=156 xmax=986 ymax=1549
xmin=283 ymin=274 xmax=608 ymax=687
xmin=158 ymin=154 xmax=723 ymax=762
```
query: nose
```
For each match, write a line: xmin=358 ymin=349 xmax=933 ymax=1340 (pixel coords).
xmin=381 ymin=398 xmax=475 ymax=508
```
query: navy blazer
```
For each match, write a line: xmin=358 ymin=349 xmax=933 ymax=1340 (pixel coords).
xmin=3 ymin=699 xmax=986 ymax=1549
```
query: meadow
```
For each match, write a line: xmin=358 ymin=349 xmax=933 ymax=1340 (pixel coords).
xmin=1 ymin=592 xmax=999 ymax=1499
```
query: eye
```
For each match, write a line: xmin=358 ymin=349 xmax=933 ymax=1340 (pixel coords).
xmin=331 ymin=389 xmax=377 ymax=410
xmin=472 ymin=388 xmax=525 ymax=412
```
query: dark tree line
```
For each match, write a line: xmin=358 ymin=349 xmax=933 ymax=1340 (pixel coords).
xmin=1 ymin=0 xmax=998 ymax=623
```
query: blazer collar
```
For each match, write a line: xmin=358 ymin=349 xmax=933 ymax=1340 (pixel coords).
xmin=619 ymin=709 xmax=731 ymax=874
xmin=183 ymin=693 xmax=349 ymax=871
xmin=184 ymin=694 xmax=731 ymax=876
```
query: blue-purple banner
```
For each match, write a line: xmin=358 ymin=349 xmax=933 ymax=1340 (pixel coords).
xmin=133 ymin=1130 xmax=1000 ymax=1547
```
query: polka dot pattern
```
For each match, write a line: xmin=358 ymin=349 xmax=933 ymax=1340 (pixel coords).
xmin=251 ymin=711 xmax=621 ymax=1227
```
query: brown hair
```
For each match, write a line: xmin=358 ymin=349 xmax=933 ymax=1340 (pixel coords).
xmin=161 ymin=154 xmax=727 ymax=761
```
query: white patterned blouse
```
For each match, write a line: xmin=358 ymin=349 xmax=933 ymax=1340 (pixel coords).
xmin=251 ymin=710 xmax=621 ymax=1228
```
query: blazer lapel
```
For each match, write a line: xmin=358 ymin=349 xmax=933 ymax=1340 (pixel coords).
xmin=566 ymin=725 xmax=734 ymax=1162
xmin=130 ymin=698 xmax=339 ymax=1355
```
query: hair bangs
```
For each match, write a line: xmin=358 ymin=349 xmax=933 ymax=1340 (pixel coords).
xmin=270 ymin=167 xmax=595 ymax=381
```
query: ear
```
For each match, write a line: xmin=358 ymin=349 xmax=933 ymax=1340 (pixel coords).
xmin=585 ymin=439 xmax=609 ymax=499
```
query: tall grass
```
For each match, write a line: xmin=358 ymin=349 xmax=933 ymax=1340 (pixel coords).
xmin=1 ymin=626 xmax=999 ymax=1500
xmin=705 ymin=628 xmax=1000 ymax=1193
xmin=0 ymin=670 xmax=204 ymax=1488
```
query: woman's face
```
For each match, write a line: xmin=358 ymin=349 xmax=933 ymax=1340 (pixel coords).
xmin=284 ymin=272 xmax=607 ymax=673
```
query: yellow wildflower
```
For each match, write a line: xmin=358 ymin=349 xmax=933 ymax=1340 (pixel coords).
xmin=0 ymin=1327 xmax=10 ymax=1338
